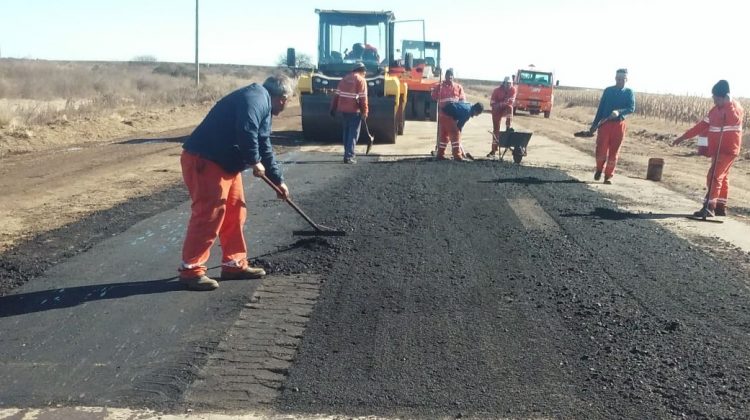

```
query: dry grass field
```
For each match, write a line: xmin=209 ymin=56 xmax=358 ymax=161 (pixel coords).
xmin=555 ymin=87 xmax=750 ymax=141
xmin=0 ymin=59 xmax=276 ymax=156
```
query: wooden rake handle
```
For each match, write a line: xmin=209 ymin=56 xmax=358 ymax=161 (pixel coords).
xmin=259 ymin=174 xmax=321 ymax=231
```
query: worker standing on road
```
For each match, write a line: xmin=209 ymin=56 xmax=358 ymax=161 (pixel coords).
xmin=588 ymin=68 xmax=636 ymax=184
xmin=330 ymin=62 xmax=368 ymax=164
xmin=431 ymin=68 xmax=467 ymax=160
xmin=672 ymin=80 xmax=744 ymax=217
xmin=178 ymin=75 xmax=293 ymax=291
xmin=487 ymin=76 xmax=518 ymax=157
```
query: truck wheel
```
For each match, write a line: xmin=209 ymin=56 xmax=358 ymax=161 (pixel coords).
xmin=405 ymin=100 xmax=415 ymax=119
xmin=544 ymin=111 xmax=551 ymax=118
xmin=415 ymin=98 xmax=427 ymax=120
xmin=427 ymin=102 xmax=437 ymax=121
xmin=383 ymin=123 xmax=397 ymax=144
xmin=397 ymin=97 xmax=406 ymax=135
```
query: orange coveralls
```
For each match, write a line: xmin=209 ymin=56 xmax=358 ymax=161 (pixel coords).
xmin=490 ymin=84 xmax=517 ymax=153
xmin=330 ymin=72 xmax=368 ymax=115
xmin=431 ymin=81 xmax=466 ymax=157
xmin=678 ymin=99 xmax=744 ymax=211
xmin=330 ymin=71 xmax=368 ymax=160
xmin=596 ymin=120 xmax=627 ymax=179
xmin=180 ymin=84 xmax=283 ymax=280
xmin=181 ymin=151 xmax=250 ymax=277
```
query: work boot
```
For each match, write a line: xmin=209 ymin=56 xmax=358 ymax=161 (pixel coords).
xmin=344 ymin=157 xmax=357 ymax=164
xmin=180 ymin=275 xmax=219 ymax=291
xmin=221 ymin=266 xmax=266 ymax=280
xmin=436 ymin=150 xmax=448 ymax=160
xmin=487 ymin=142 xmax=499 ymax=158
xmin=715 ymin=205 xmax=727 ymax=216
xmin=594 ymin=170 xmax=602 ymax=181
xmin=603 ymin=176 xmax=612 ymax=184
xmin=693 ymin=207 xmax=715 ymax=218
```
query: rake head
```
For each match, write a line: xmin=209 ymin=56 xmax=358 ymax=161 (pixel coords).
xmin=293 ymin=224 xmax=347 ymax=236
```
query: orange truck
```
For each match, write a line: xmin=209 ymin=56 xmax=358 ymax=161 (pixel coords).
xmin=513 ymin=67 xmax=555 ymax=118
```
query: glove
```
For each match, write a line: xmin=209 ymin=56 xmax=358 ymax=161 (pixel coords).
xmin=329 ymin=109 xmax=336 ymax=119
xmin=609 ymin=110 xmax=620 ymax=119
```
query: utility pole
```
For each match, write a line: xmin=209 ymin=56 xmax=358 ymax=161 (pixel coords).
xmin=195 ymin=0 xmax=200 ymax=86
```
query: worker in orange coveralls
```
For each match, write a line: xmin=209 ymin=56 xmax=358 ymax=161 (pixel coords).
xmin=431 ymin=68 xmax=467 ymax=160
xmin=178 ymin=75 xmax=293 ymax=291
xmin=330 ymin=61 xmax=369 ymax=164
xmin=487 ymin=76 xmax=518 ymax=157
xmin=672 ymin=80 xmax=744 ymax=218
xmin=588 ymin=68 xmax=636 ymax=184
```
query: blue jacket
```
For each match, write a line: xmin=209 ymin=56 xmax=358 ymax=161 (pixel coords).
xmin=591 ymin=86 xmax=636 ymax=130
xmin=183 ymin=84 xmax=283 ymax=184
xmin=442 ymin=101 xmax=474 ymax=131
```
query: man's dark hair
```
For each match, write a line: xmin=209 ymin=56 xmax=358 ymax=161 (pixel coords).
xmin=471 ymin=102 xmax=484 ymax=115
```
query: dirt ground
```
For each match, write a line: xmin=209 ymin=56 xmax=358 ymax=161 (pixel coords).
xmin=0 ymin=106 xmax=296 ymax=236
xmin=0 ymin=87 xmax=748 ymax=296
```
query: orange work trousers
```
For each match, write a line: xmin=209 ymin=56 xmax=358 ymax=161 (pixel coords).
xmin=437 ymin=112 xmax=462 ymax=158
xmin=492 ymin=105 xmax=513 ymax=137
xmin=705 ymin=153 xmax=737 ymax=209
xmin=179 ymin=150 xmax=248 ymax=278
xmin=595 ymin=120 xmax=627 ymax=178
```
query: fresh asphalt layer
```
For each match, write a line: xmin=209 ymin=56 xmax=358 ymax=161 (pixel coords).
xmin=0 ymin=150 xmax=342 ymax=409
xmin=272 ymin=159 xmax=750 ymax=419
xmin=1 ymin=153 xmax=749 ymax=419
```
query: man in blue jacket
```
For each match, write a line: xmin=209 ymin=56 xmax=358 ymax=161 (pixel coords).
xmin=438 ymin=101 xmax=484 ymax=160
xmin=443 ymin=101 xmax=484 ymax=131
xmin=179 ymin=75 xmax=293 ymax=291
xmin=588 ymin=68 xmax=636 ymax=184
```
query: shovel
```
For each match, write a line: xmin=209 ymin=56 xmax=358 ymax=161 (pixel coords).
xmin=259 ymin=174 xmax=347 ymax=236
xmin=363 ymin=118 xmax=375 ymax=155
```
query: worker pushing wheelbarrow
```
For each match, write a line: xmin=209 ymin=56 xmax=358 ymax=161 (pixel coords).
xmin=487 ymin=129 xmax=533 ymax=163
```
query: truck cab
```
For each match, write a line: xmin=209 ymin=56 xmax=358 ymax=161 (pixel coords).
xmin=514 ymin=68 xmax=554 ymax=118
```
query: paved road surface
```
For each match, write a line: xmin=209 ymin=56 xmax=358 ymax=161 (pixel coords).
xmin=1 ymin=118 xmax=749 ymax=419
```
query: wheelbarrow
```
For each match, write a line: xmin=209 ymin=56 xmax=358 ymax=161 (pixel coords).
xmin=489 ymin=130 xmax=533 ymax=163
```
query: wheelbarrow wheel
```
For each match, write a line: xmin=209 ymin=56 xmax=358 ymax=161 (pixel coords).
xmin=512 ymin=147 xmax=524 ymax=164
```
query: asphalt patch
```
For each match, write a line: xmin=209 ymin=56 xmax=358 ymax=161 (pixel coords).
xmin=266 ymin=160 xmax=750 ymax=419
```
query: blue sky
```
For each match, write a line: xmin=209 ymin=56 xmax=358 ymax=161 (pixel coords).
xmin=1 ymin=0 xmax=747 ymax=97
